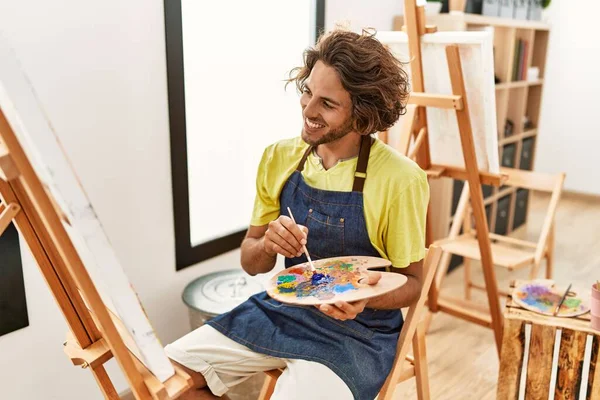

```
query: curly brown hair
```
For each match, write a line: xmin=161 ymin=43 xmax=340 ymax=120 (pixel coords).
xmin=287 ymin=28 xmax=410 ymax=135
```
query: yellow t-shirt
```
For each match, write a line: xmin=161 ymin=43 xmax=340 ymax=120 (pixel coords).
xmin=251 ymin=136 xmax=429 ymax=268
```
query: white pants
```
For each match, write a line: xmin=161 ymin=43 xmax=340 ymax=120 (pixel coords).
xmin=164 ymin=325 xmax=353 ymax=399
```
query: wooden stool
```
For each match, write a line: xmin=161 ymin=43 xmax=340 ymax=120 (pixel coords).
xmin=498 ymin=280 xmax=600 ymax=399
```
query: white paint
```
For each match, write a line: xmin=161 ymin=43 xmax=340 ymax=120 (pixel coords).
xmin=534 ymin=2 xmax=600 ymax=195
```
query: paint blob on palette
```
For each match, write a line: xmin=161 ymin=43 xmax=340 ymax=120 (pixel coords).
xmin=266 ymin=256 xmax=408 ymax=306
xmin=513 ymin=283 xmax=590 ymax=317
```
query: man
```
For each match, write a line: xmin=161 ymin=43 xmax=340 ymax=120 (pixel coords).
xmin=165 ymin=28 xmax=429 ymax=400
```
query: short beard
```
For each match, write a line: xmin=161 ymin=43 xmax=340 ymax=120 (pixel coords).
xmin=302 ymin=117 xmax=354 ymax=146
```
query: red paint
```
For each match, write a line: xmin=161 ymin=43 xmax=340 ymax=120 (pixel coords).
xmin=287 ymin=267 xmax=305 ymax=275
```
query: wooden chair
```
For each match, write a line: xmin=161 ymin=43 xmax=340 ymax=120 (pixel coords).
xmin=258 ymin=245 xmax=443 ymax=400
xmin=498 ymin=280 xmax=600 ymax=399
xmin=438 ymin=167 xmax=565 ymax=299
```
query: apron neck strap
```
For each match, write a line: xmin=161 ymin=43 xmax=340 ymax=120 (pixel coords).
xmin=296 ymin=144 xmax=313 ymax=172
xmin=352 ymin=134 xmax=371 ymax=193
xmin=295 ymin=135 xmax=373 ymax=193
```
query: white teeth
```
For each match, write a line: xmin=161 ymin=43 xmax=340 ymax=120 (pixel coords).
xmin=306 ymin=119 xmax=324 ymax=129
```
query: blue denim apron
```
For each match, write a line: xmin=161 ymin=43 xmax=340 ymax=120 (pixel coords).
xmin=207 ymin=135 xmax=403 ymax=399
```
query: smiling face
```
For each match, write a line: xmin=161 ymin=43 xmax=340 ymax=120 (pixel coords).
xmin=300 ymin=61 xmax=355 ymax=146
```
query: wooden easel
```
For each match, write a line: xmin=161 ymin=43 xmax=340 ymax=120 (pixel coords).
xmin=398 ymin=0 xmax=506 ymax=354
xmin=0 ymin=110 xmax=192 ymax=397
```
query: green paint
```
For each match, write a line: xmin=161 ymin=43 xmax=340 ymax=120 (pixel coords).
xmin=278 ymin=275 xmax=296 ymax=283
xmin=563 ymin=298 xmax=582 ymax=308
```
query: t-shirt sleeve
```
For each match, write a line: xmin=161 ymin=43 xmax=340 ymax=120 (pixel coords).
xmin=250 ymin=147 xmax=280 ymax=226
xmin=386 ymin=173 xmax=429 ymax=268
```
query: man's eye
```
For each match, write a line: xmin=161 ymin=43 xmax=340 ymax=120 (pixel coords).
xmin=323 ymin=101 xmax=332 ymax=109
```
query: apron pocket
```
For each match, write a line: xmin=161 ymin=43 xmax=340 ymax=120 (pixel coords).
xmin=305 ymin=209 xmax=345 ymax=258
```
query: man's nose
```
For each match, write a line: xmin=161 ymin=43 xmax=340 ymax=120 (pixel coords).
xmin=303 ymin=98 xmax=319 ymax=120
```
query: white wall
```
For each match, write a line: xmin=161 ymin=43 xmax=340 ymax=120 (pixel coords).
xmin=534 ymin=1 xmax=600 ymax=195
xmin=325 ymin=0 xmax=405 ymax=32
xmin=0 ymin=1 xmax=256 ymax=399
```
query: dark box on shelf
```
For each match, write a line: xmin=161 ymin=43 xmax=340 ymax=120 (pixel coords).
xmin=501 ymin=143 xmax=516 ymax=190
xmin=465 ymin=0 xmax=484 ymax=14
xmin=452 ymin=180 xmax=493 ymax=217
xmin=502 ymin=143 xmax=517 ymax=168
xmin=495 ymin=195 xmax=512 ymax=235
xmin=513 ymin=189 xmax=529 ymax=230
xmin=452 ymin=179 xmax=464 ymax=216
xmin=520 ymin=137 xmax=535 ymax=170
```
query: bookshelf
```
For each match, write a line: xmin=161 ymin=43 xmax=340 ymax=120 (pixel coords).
xmin=392 ymin=13 xmax=551 ymax=269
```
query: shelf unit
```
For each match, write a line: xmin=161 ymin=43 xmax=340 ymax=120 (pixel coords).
xmin=393 ymin=13 xmax=551 ymax=270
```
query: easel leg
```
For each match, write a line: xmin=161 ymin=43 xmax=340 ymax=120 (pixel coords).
xmin=446 ymin=46 xmax=504 ymax=354
xmin=91 ymin=365 xmax=120 ymax=400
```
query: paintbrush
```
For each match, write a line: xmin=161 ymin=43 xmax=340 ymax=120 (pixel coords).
xmin=553 ymin=283 xmax=572 ymax=317
xmin=286 ymin=207 xmax=316 ymax=272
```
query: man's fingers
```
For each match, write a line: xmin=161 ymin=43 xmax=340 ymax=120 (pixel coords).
xmin=266 ymin=227 xmax=300 ymax=258
xmin=268 ymin=221 xmax=302 ymax=257
xmin=319 ymin=304 xmax=349 ymax=320
xmin=336 ymin=300 xmax=367 ymax=316
xmin=280 ymin=217 xmax=308 ymax=248
xmin=363 ymin=271 xmax=381 ymax=286
xmin=299 ymin=225 xmax=309 ymax=238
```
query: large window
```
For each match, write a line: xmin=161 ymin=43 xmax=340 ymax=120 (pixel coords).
xmin=165 ymin=1 xmax=325 ymax=270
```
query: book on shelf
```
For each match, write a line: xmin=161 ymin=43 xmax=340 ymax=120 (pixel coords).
xmin=512 ymin=38 xmax=529 ymax=81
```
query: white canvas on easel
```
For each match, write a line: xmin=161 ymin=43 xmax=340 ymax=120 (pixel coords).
xmin=376 ymin=30 xmax=500 ymax=174
xmin=0 ymin=34 xmax=175 ymax=382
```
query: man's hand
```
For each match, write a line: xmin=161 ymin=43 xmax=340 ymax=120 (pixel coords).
xmin=262 ymin=216 xmax=308 ymax=259
xmin=315 ymin=271 xmax=381 ymax=320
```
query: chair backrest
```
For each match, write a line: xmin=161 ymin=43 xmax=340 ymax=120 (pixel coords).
xmin=378 ymin=245 xmax=443 ymax=399
xmin=457 ymin=168 xmax=565 ymax=264
xmin=501 ymin=167 xmax=564 ymax=193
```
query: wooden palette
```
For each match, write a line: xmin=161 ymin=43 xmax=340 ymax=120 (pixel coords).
xmin=513 ymin=282 xmax=590 ymax=318
xmin=266 ymin=256 xmax=408 ymax=306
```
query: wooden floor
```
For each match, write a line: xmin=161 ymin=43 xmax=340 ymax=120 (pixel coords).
xmin=392 ymin=192 xmax=600 ymax=399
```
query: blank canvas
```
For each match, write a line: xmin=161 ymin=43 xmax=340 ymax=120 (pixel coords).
xmin=376 ymin=30 xmax=500 ymax=174
xmin=0 ymin=35 xmax=174 ymax=382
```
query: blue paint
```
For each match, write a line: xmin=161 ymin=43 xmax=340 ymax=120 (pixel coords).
xmin=333 ymin=283 xmax=356 ymax=294
xmin=311 ymin=273 xmax=328 ymax=285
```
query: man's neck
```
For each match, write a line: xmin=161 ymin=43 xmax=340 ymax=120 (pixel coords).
xmin=315 ymin=132 xmax=363 ymax=170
